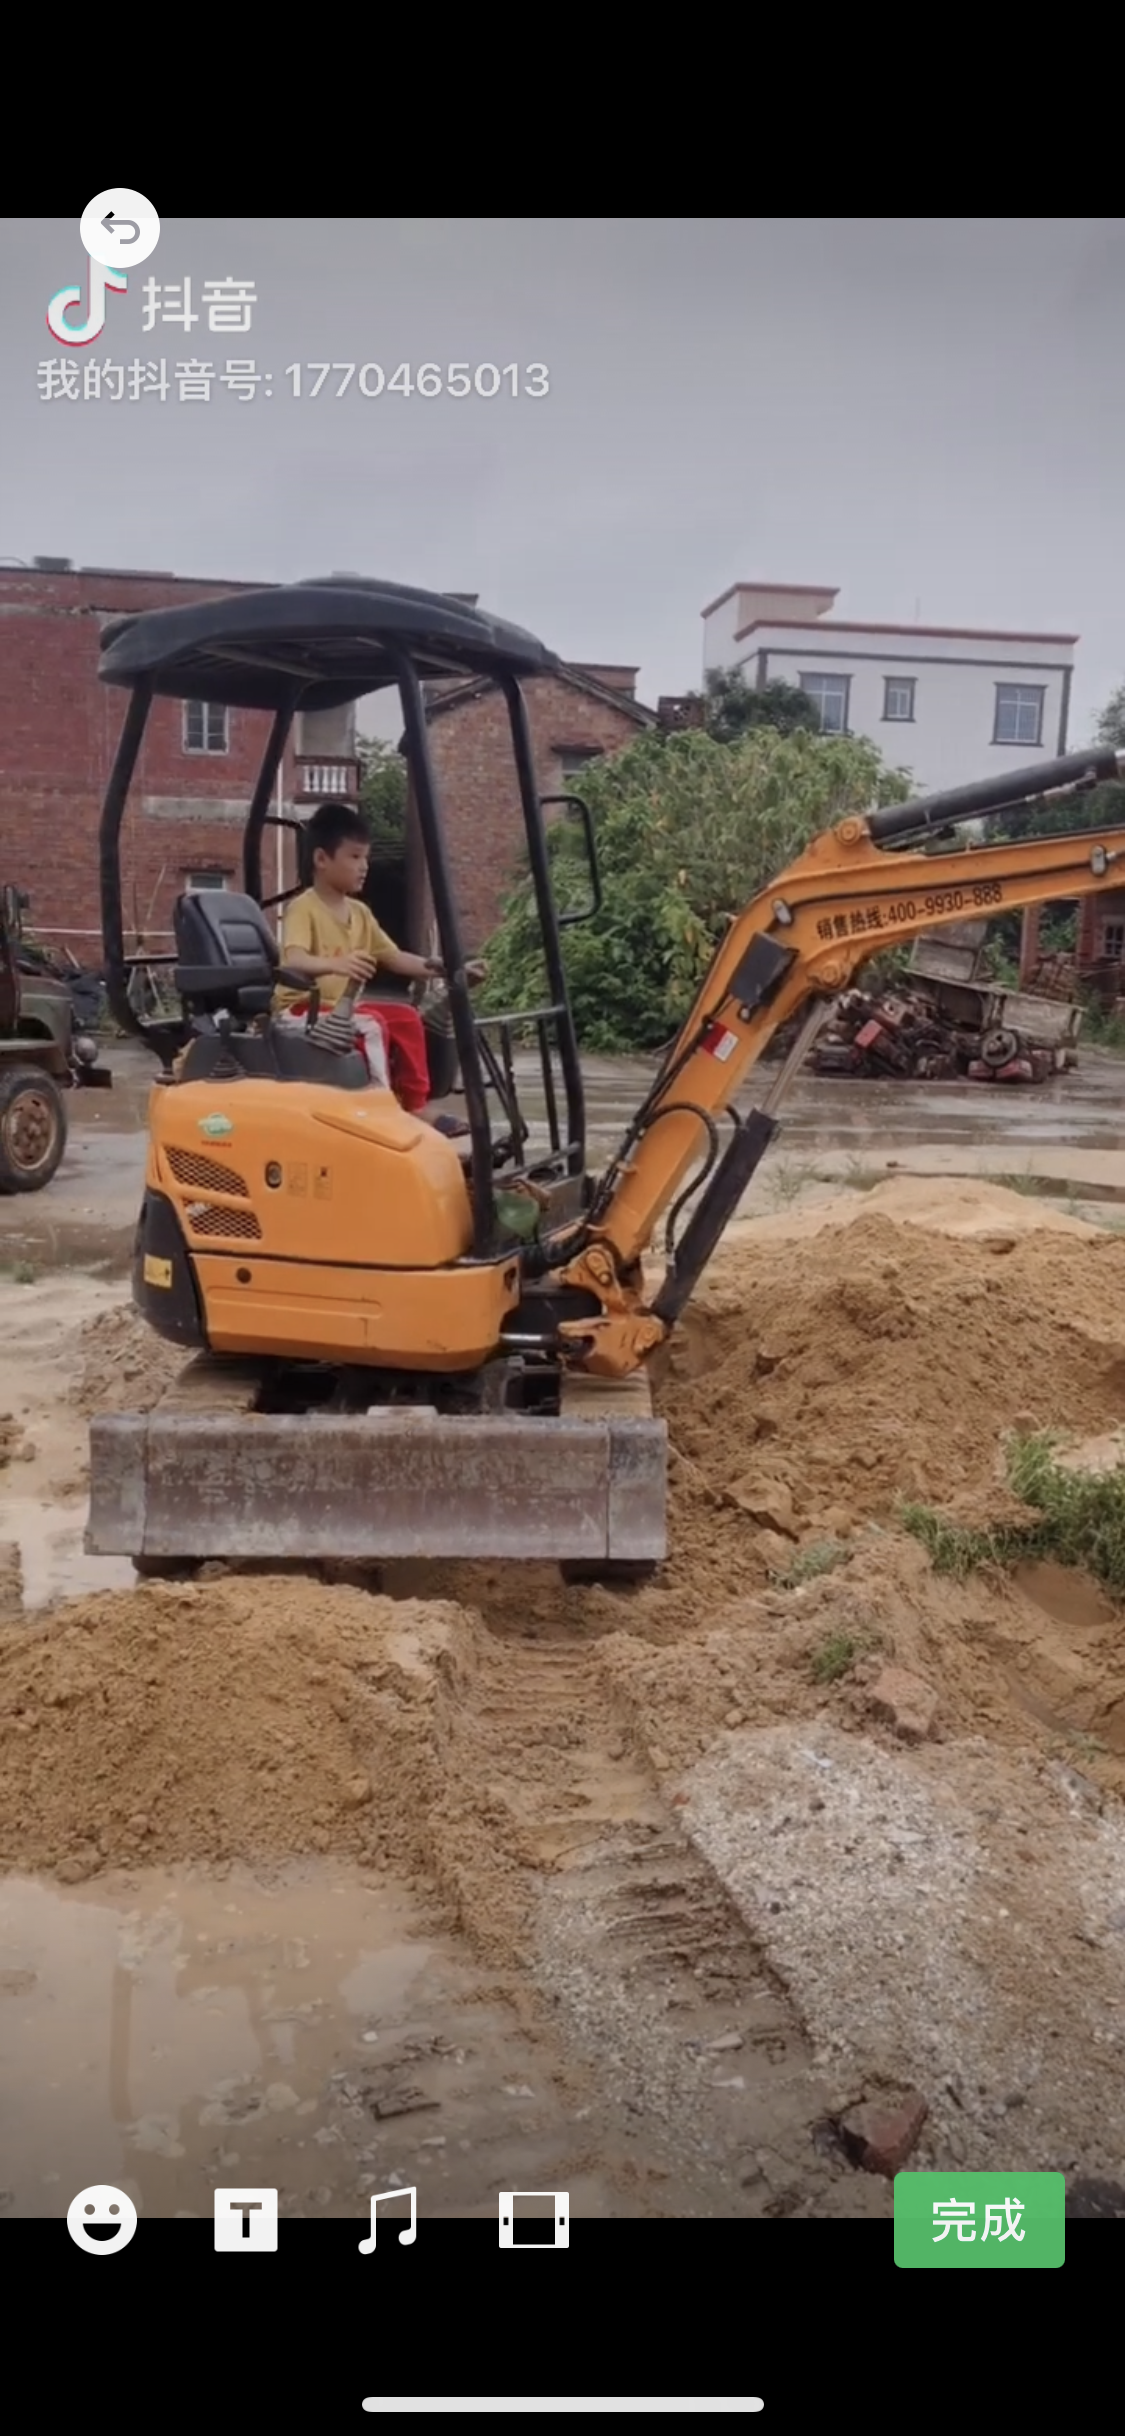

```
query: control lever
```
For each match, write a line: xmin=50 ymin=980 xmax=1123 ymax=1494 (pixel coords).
xmin=305 ymin=984 xmax=361 ymax=1056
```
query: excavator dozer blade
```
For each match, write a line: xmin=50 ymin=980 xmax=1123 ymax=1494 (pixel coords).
xmin=85 ymin=1399 xmax=668 ymax=1567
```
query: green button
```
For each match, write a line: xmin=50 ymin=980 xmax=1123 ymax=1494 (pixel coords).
xmin=894 ymin=2172 xmax=1065 ymax=2266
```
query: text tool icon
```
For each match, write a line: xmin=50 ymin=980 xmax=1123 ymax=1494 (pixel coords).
xmin=359 ymin=2186 xmax=417 ymax=2249
xmin=499 ymin=2191 xmax=569 ymax=2248
xmin=214 ymin=2187 xmax=279 ymax=2252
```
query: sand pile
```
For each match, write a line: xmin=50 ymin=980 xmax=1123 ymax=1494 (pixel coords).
xmin=13 ymin=1172 xmax=1125 ymax=1882
xmin=0 ymin=1569 xmax=645 ymax=1959
xmin=0 ymin=1576 xmax=469 ymax=1885
xmin=596 ymin=1528 xmax=1125 ymax=1790
xmin=74 ymin=1305 xmax=182 ymax=1418
xmin=737 ymin=1172 xmax=1102 ymax=1245
xmin=425 ymin=1190 xmax=1125 ymax=1650
xmin=661 ymin=1202 xmax=1125 ymax=1546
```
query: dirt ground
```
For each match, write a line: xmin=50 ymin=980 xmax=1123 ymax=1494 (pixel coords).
xmin=6 ymin=1162 xmax=1125 ymax=2216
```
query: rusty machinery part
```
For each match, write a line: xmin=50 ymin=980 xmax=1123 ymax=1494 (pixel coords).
xmin=979 ymin=1025 xmax=1025 ymax=1069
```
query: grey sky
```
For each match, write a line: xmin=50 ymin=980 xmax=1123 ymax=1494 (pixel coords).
xmin=4 ymin=217 xmax=1124 ymax=745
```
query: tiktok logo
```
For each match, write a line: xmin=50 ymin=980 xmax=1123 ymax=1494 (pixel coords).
xmin=47 ymin=258 xmax=128 ymax=347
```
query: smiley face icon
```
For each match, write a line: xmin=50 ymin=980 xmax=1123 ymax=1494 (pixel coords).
xmin=67 ymin=2185 xmax=138 ymax=2255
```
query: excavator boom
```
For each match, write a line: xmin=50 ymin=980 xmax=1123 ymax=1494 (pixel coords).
xmin=554 ymin=745 xmax=1125 ymax=1374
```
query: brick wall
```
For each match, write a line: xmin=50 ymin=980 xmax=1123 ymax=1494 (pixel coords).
xmin=0 ymin=568 xmax=651 ymax=970
xmin=410 ymin=672 xmax=650 ymax=951
xmin=0 ymin=567 xmax=299 ymax=959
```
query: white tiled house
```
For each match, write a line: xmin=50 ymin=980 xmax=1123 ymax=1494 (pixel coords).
xmin=702 ymin=582 xmax=1077 ymax=792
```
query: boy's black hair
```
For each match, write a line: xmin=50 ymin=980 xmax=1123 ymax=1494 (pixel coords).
xmin=305 ymin=800 xmax=369 ymax=859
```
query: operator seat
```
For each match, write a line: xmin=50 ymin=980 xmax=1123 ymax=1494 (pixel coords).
xmin=171 ymin=889 xmax=369 ymax=1090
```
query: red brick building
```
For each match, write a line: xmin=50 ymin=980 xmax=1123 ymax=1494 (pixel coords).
xmin=410 ymin=658 xmax=656 ymax=949
xmin=0 ymin=561 xmax=653 ymax=964
xmin=0 ymin=561 xmax=360 ymax=958
xmin=1020 ymin=893 xmax=1125 ymax=1002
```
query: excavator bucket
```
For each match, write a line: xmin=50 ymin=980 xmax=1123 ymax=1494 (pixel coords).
xmin=85 ymin=1363 xmax=667 ymax=1569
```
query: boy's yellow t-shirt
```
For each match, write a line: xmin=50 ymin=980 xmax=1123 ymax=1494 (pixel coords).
xmin=275 ymin=888 xmax=397 ymax=1011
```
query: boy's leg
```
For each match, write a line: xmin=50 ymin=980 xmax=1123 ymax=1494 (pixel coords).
xmin=352 ymin=1011 xmax=391 ymax=1089
xmin=381 ymin=1004 xmax=431 ymax=1114
xmin=354 ymin=999 xmax=469 ymax=1135
xmin=275 ymin=1004 xmax=309 ymax=1040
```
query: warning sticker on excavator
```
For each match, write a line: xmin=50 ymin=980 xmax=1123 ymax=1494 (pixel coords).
xmin=313 ymin=1166 xmax=333 ymax=1201
xmin=143 ymin=1254 xmax=173 ymax=1289
xmin=287 ymin=1163 xmax=308 ymax=1195
xmin=702 ymin=1023 xmax=738 ymax=1063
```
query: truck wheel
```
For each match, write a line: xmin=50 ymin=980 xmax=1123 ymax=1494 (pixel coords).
xmin=0 ymin=1066 xmax=67 ymax=1193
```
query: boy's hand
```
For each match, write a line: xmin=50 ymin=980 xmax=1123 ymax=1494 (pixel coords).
xmin=333 ymin=950 xmax=379 ymax=983
xmin=466 ymin=960 xmax=487 ymax=986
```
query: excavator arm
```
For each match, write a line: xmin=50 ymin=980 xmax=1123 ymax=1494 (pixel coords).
xmin=551 ymin=744 xmax=1125 ymax=1378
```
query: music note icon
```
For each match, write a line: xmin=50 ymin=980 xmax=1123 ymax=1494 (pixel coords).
xmin=358 ymin=2186 xmax=417 ymax=2250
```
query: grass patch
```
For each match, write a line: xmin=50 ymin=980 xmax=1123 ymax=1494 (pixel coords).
xmin=811 ymin=1632 xmax=859 ymax=1683
xmin=5 ymin=1262 xmax=37 ymax=1286
xmin=1080 ymin=1005 xmax=1125 ymax=1052
xmin=902 ymin=1429 xmax=1125 ymax=1598
xmin=900 ymin=1503 xmax=999 ymax=1578
xmin=766 ymin=1158 xmax=817 ymax=1207
xmin=777 ymin=1538 xmax=851 ymax=1587
xmin=995 ymin=1169 xmax=1044 ymax=1197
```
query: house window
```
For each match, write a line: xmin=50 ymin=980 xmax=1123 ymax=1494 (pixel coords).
xmin=183 ymin=700 xmax=229 ymax=754
xmin=993 ymin=684 xmax=1045 ymax=748
xmin=558 ymin=748 xmax=602 ymax=784
xmin=185 ymin=869 xmax=228 ymax=891
xmin=1103 ymin=922 xmax=1125 ymax=961
xmin=799 ymin=673 xmax=851 ymax=735
xmin=883 ymin=677 xmax=916 ymax=722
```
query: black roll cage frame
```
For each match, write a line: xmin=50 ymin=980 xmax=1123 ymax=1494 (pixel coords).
xmin=96 ymin=599 xmax=603 ymax=1260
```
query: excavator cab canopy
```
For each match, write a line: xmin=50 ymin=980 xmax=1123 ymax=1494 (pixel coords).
xmin=97 ymin=578 xmax=602 ymax=1255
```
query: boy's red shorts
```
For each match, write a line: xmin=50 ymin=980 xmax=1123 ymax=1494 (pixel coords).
xmin=359 ymin=1000 xmax=431 ymax=1113
xmin=281 ymin=997 xmax=432 ymax=1112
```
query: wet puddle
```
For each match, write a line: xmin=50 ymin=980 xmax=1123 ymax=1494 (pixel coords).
xmin=0 ymin=1862 xmax=616 ymax=2220
xmin=2 ymin=1495 xmax=134 ymax=1612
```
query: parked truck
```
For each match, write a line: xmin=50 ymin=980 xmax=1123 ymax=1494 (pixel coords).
xmin=0 ymin=885 xmax=112 ymax=1191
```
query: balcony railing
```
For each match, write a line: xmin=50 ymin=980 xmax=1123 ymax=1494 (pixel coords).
xmin=296 ymin=762 xmax=358 ymax=798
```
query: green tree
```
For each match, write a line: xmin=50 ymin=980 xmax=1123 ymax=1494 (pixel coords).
xmin=982 ymin=683 xmax=1125 ymax=969
xmin=1095 ymin=683 xmax=1125 ymax=749
xmin=480 ymin=725 xmax=912 ymax=1052
xmin=680 ymin=667 xmax=820 ymax=742
xmin=357 ymin=736 xmax=408 ymax=864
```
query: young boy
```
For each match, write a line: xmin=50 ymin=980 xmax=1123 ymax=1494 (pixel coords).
xmin=275 ymin=801 xmax=484 ymax=1118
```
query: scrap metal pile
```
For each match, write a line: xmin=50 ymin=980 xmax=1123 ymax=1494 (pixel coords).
xmin=812 ymin=986 xmax=1068 ymax=1086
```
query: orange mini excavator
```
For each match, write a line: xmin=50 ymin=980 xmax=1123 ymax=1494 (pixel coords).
xmin=83 ymin=577 xmax=1125 ymax=1581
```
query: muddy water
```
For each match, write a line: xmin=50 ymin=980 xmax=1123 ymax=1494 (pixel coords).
xmin=0 ymin=1862 xmax=619 ymax=2221
xmin=1 ymin=1493 xmax=133 ymax=1610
